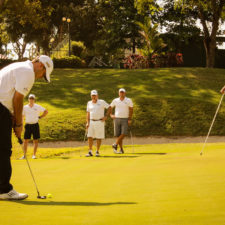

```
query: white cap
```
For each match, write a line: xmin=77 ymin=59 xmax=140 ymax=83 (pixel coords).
xmin=91 ymin=90 xmax=98 ymax=95
xmin=119 ymin=88 xmax=126 ymax=92
xmin=39 ymin=55 xmax=54 ymax=82
xmin=28 ymin=94 xmax=35 ymax=99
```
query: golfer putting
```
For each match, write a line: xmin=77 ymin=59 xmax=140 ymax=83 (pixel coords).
xmin=86 ymin=90 xmax=111 ymax=157
xmin=20 ymin=94 xmax=48 ymax=160
xmin=0 ymin=55 xmax=53 ymax=200
xmin=110 ymin=88 xmax=133 ymax=154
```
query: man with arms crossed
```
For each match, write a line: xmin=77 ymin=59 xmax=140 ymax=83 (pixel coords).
xmin=86 ymin=90 xmax=111 ymax=157
xmin=110 ymin=88 xmax=133 ymax=154
xmin=20 ymin=94 xmax=48 ymax=160
xmin=0 ymin=55 xmax=53 ymax=200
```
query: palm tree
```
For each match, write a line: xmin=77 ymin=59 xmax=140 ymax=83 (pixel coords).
xmin=136 ymin=18 xmax=166 ymax=60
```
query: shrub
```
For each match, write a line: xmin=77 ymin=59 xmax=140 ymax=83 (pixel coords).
xmin=71 ymin=41 xmax=86 ymax=58
xmin=53 ymin=56 xmax=85 ymax=68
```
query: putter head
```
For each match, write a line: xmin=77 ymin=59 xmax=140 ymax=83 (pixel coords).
xmin=37 ymin=195 xmax=47 ymax=199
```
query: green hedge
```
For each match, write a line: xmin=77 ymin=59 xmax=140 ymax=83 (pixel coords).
xmin=71 ymin=41 xmax=86 ymax=58
xmin=53 ymin=56 xmax=85 ymax=68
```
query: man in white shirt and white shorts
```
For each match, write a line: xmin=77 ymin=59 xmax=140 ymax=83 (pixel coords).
xmin=86 ymin=90 xmax=111 ymax=157
xmin=0 ymin=55 xmax=53 ymax=200
xmin=110 ymin=88 xmax=133 ymax=154
xmin=21 ymin=94 xmax=48 ymax=159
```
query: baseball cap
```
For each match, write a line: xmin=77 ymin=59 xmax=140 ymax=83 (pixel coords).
xmin=39 ymin=55 xmax=54 ymax=82
xmin=91 ymin=90 xmax=98 ymax=95
xmin=28 ymin=94 xmax=35 ymax=99
xmin=119 ymin=88 xmax=126 ymax=92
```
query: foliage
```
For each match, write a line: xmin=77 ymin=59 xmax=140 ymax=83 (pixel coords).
xmin=71 ymin=41 xmax=86 ymax=58
xmin=0 ymin=58 xmax=14 ymax=68
xmin=53 ymin=56 xmax=84 ymax=68
xmin=136 ymin=18 xmax=166 ymax=59
xmin=174 ymin=0 xmax=225 ymax=67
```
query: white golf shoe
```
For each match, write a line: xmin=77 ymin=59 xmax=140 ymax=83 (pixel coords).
xmin=0 ymin=189 xmax=28 ymax=200
xmin=85 ymin=151 xmax=93 ymax=157
xmin=32 ymin=155 xmax=37 ymax=159
xmin=19 ymin=155 xmax=25 ymax=160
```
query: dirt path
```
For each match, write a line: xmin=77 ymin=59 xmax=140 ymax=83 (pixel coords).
xmin=36 ymin=136 xmax=225 ymax=148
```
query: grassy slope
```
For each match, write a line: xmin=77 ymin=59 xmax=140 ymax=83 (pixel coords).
xmin=1 ymin=144 xmax=224 ymax=225
xmin=26 ymin=68 xmax=225 ymax=141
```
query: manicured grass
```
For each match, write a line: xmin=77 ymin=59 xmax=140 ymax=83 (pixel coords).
xmin=26 ymin=68 xmax=225 ymax=141
xmin=1 ymin=143 xmax=224 ymax=225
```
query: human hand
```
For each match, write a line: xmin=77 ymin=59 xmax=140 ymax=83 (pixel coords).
xmin=13 ymin=125 xmax=22 ymax=138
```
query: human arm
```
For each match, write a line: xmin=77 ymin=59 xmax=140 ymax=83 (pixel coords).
xmin=13 ymin=91 xmax=24 ymax=138
xmin=102 ymin=106 xmax=112 ymax=122
xmin=128 ymin=107 xmax=133 ymax=126
xmin=220 ymin=86 xmax=225 ymax=94
xmin=110 ymin=100 xmax=115 ymax=119
xmin=86 ymin=111 xmax=90 ymax=128
xmin=39 ymin=109 xmax=48 ymax=119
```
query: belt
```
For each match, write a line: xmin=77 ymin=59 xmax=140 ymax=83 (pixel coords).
xmin=91 ymin=119 xmax=102 ymax=121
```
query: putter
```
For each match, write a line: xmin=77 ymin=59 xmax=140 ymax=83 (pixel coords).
xmin=200 ymin=93 xmax=225 ymax=155
xmin=129 ymin=128 xmax=134 ymax=153
xmin=80 ymin=129 xmax=87 ymax=157
xmin=18 ymin=138 xmax=46 ymax=199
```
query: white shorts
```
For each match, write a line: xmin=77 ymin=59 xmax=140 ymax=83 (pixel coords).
xmin=87 ymin=120 xmax=105 ymax=139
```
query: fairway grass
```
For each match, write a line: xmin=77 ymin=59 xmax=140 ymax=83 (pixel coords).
xmin=1 ymin=143 xmax=225 ymax=225
xmin=28 ymin=68 xmax=225 ymax=141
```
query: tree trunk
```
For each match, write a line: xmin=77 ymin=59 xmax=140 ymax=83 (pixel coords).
xmin=203 ymin=37 xmax=216 ymax=68
xmin=132 ymin=38 xmax=136 ymax=54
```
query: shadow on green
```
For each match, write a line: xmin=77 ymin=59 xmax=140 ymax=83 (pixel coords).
xmin=14 ymin=201 xmax=137 ymax=206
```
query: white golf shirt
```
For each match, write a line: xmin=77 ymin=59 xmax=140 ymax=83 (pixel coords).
xmin=87 ymin=99 xmax=109 ymax=120
xmin=110 ymin=97 xmax=133 ymax=118
xmin=0 ymin=60 xmax=35 ymax=112
xmin=23 ymin=104 xmax=46 ymax=124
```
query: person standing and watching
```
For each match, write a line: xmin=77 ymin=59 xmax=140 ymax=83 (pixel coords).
xmin=20 ymin=94 xmax=48 ymax=160
xmin=0 ymin=55 xmax=53 ymax=200
xmin=110 ymin=88 xmax=133 ymax=154
xmin=86 ymin=90 xmax=111 ymax=157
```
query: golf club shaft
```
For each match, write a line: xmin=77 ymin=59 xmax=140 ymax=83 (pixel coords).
xmin=200 ymin=93 xmax=225 ymax=155
xmin=80 ymin=129 xmax=87 ymax=157
xmin=18 ymin=138 xmax=40 ymax=196
xmin=129 ymin=128 xmax=134 ymax=153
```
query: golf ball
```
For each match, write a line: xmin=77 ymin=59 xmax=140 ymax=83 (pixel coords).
xmin=47 ymin=193 xmax=52 ymax=198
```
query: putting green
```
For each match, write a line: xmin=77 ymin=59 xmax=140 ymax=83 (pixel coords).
xmin=1 ymin=143 xmax=225 ymax=225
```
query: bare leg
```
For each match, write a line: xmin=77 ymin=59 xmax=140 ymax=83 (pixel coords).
xmin=116 ymin=134 xmax=126 ymax=149
xmin=96 ymin=139 xmax=101 ymax=151
xmin=33 ymin=140 xmax=38 ymax=156
xmin=88 ymin=137 xmax=93 ymax=150
xmin=23 ymin=139 xmax=29 ymax=156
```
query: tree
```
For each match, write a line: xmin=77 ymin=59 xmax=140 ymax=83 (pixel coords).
xmin=137 ymin=0 xmax=225 ymax=68
xmin=136 ymin=18 xmax=166 ymax=59
xmin=95 ymin=0 xmax=147 ymax=56
xmin=175 ymin=0 xmax=225 ymax=68
xmin=1 ymin=0 xmax=54 ymax=59
xmin=152 ymin=0 xmax=202 ymax=56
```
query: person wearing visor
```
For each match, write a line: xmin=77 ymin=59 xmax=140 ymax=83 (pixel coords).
xmin=110 ymin=88 xmax=133 ymax=154
xmin=20 ymin=94 xmax=48 ymax=160
xmin=0 ymin=55 xmax=53 ymax=200
xmin=86 ymin=90 xmax=111 ymax=157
